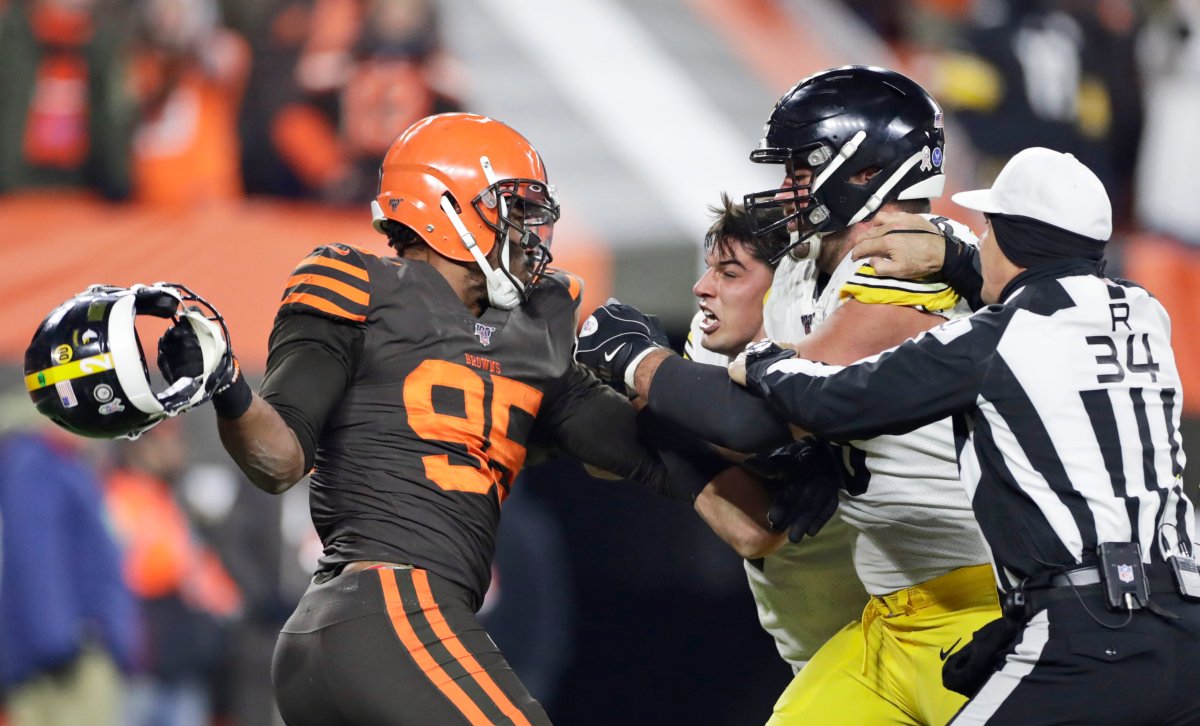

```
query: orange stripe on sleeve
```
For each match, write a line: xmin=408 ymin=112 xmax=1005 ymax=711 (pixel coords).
xmin=377 ymin=571 xmax=493 ymax=726
xmin=280 ymin=291 xmax=366 ymax=322
xmin=285 ymin=272 xmax=369 ymax=306
xmin=412 ymin=570 xmax=533 ymax=726
xmin=565 ymin=272 xmax=582 ymax=302
xmin=295 ymin=253 xmax=370 ymax=281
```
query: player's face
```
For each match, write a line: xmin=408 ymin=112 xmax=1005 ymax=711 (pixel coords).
xmin=775 ymin=162 xmax=814 ymax=228
xmin=693 ymin=239 xmax=774 ymax=356
xmin=774 ymin=162 xmax=815 ymax=257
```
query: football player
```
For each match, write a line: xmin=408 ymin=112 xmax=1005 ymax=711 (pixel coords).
xmin=577 ymin=67 xmax=1004 ymax=725
xmin=685 ymin=195 xmax=867 ymax=670
xmin=156 ymin=113 xmax=755 ymax=726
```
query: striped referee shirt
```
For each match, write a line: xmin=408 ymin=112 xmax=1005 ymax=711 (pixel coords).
xmin=746 ymin=261 xmax=1194 ymax=590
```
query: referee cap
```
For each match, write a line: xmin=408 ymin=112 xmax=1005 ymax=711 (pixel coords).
xmin=952 ymin=147 xmax=1112 ymax=241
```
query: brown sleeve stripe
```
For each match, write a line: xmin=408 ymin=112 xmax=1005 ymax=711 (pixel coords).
xmin=285 ymin=273 xmax=369 ymax=306
xmin=279 ymin=291 xmax=366 ymax=322
xmin=294 ymin=254 xmax=370 ymax=282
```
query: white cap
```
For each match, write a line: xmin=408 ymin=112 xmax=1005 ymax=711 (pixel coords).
xmin=952 ymin=147 xmax=1112 ymax=241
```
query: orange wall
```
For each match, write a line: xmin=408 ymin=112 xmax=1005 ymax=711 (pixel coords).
xmin=2 ymin=193 xmax=611 ymax=371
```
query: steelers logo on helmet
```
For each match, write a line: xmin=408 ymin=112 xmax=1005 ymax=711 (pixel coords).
xmin=24 ymin=283 xmax=231 ymax=439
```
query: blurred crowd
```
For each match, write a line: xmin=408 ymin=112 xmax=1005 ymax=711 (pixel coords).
xmin=3 ymin=0 xmax=1200 ymax=247
xmin=0 ymin=0 xmax=463 ymax=208
xmin=0 ymin=390 xmax=325 ymax=726
xmin=845 ymin=0 xmax=1200 ymax=247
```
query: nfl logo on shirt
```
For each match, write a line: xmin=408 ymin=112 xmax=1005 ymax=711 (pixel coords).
xmin=1118 ymin=564 xmax=1135 ymax=583
xmin=474 ymin=323 xmax=496 ymax=347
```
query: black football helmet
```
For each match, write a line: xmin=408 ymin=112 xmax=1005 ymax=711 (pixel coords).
xmin=24 ymin=283 xmax=230 ymax=439
xmin=744 ymin=65 xmax=946 ymax=261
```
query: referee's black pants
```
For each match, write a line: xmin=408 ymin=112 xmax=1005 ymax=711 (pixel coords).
xmin=950 ymin=585 xmax=1200 ymax=725
xmin=272 ymin=565 xmax=551 ymax=726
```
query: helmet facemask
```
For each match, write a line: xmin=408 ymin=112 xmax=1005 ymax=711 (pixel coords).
xmin=473 ymin=175 xmax=559 ymax=290
xmin=438 ymin=155 xmax=560 ymax=310
xmin=744 ymin=131 xmax=871 ymax=264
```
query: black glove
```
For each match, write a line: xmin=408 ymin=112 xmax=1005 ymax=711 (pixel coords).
xmin=575 ymin=299 xmax=669 ymax=384
xmin=741 ymin=339 xmax=797 ymax=397
xmin=942 ymin=616 xmax=1021 ymax=698
xmin=157 ymin=320 xmax=251 ymax=419
xmin=742 ymin=438 xmax=844 ymax=543
xmin=158 ymin=322 xmax=205 ymax=382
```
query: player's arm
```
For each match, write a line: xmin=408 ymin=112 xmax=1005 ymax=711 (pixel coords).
xmin=538 ymin=365 xmax=799 ymax=555
xmin=217 ymin=313 xmax=362 ymax=494
xmin=210 ymin=244 xmax=368 ymax=494
xmin=694 ymin=467 xmax=784 ymax=559
xmin=574 ymin=305 xmax=794 ymax=452
xmin=740 ymin=312 xmax=1001 ymax=441
xmin=792 ymin=297 xmax=946 ymax=366
xmin=533 ymin=361 xmax=736 ymax=500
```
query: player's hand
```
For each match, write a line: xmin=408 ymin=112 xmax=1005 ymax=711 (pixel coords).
xmin=575 ymin=299 xmax=668 ymax=383
xmin=743 ymin=439 xmax=844 ymax=543
xmin=158 ymin=321 xmax=205 ymax=383
xmin=158 ymin=318 xmax=249 ymax=418
xmin=851 ymin=211 xmax=945 ymax=279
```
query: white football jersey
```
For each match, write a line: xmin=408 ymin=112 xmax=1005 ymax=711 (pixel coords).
xmin=687 ymin=314 xmax=865 ymax=669
xmin=691 ymin=216 xmax=993 ymax=667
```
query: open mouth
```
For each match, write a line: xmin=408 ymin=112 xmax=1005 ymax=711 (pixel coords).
xmin=698 ymin=307 xmax=720 ymax=334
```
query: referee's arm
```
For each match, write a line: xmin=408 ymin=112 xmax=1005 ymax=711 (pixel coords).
xmin=745 ymin=315 xmax=995 ymax=442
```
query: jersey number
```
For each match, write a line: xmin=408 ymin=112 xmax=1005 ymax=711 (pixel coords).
xmin=403 ymin=360 xmax=543 ymax=501
xmin=1085 ymin=334 xmax=1159 ymax=383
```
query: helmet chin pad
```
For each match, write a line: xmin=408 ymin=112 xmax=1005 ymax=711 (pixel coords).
xmin=486 ymin=272 xmax=523 ymax=310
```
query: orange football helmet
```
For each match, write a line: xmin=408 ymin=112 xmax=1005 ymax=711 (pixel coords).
xmin=371 ymin=113 xmax=560 ymax=308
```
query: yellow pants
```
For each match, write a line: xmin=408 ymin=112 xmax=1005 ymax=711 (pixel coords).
xmin=768 ymin=564 xmax=1001 ymax=726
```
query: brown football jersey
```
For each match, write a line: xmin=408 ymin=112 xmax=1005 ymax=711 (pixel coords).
xmin=271 ymin=244 xmax=589 ymax=607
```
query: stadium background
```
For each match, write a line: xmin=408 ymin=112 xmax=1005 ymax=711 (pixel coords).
xmin=2 ymin=0 xmax=1199 ymax=724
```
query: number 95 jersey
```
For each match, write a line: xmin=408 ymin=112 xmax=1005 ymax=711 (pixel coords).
xmin=263 ymin=244 xmax=586 ymax=608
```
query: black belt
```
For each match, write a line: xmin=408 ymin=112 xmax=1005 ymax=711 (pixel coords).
xmin=1004 ymin=566 xmax=1181 ymax=620
xmin=1049 ymin=566 xmax=1102 ymax=587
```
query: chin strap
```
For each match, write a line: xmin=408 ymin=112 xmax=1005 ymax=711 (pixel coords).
xmin=438 ymin=195 xmax=523 ymax=310
xmin=479 ymin=156 xmax=529 ymax=305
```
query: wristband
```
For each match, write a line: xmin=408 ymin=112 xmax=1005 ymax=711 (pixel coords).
xmin=623 ymin=346 xmax=659 ymax=393
xmin=212 ymin=359 xmax=253 ymax=419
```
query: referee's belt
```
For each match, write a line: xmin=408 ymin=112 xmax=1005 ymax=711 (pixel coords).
xmin=1003 ymin=565 xmax=1178 ymax=619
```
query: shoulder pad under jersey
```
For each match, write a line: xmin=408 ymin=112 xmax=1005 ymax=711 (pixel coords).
xmin=839 ymin=214 xmax=976 ymax=315
xmin=839 ymin=265 xmax=960 ymax=314
xmin=539 ymin=268 xmax=585 ymax=310
xmin=278 ymin=243 xmax=373 ymax=323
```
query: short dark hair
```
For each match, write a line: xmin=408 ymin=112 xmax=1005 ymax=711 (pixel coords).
xmin=380 ymin=219 xmax=426 ymax=255
xmin=889 ymin=198 xmax=932 ymax=215
xmin=703 ymin=193 xmax=788 ymax=268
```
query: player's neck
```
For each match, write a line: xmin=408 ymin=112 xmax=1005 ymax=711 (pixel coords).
xmin=403 ymin=246 xmax=489 ymax=316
